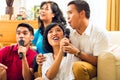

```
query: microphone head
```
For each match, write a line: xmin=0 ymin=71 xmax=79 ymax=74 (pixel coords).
xmin=64 ymin=28 xmax=70 ymax=38
xmin=19 ymin=39 xmax=24 ymax=46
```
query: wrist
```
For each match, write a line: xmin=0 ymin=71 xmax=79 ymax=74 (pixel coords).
xmin=74 ymin=50 xmax=81 ymax=57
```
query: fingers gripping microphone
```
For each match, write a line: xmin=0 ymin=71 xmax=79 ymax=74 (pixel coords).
xmin=19 ymin=39 xmax=24 ymax=59
xmin=64 ymin=28 xmax=70 ymax=56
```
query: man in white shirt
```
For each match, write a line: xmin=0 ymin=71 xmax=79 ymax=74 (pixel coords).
xmin=65 ymin=0 xmax=110 ymax=80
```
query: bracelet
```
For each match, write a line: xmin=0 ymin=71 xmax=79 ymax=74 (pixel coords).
xmin=75 ymin=50 xmax=81 ymax=57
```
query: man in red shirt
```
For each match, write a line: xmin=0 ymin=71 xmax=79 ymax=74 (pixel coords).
xmin=0 ymin=23 xmax=37 ymax=80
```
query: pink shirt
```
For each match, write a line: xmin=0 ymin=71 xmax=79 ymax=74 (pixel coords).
xmin=0 ymin=44 xmax=37 ymax=80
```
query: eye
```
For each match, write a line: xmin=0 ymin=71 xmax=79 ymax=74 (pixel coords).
xmin=48 ymin=30 xmax=53 ymax=33
xmin=56 ymin=29 xmax=61 ymax=32
xmin=16 ymin=32 xmax=20 ymax=35
xmin=23 ymin=32 xmax=28 ymax=35
xmin=45 ymin=7 xmax=49 ymax=11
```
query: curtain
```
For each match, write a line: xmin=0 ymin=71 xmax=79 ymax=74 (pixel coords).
xmin=106 ymin=0 xmax=120 ymax=31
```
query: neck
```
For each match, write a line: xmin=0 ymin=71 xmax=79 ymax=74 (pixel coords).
xmin=43 ymin=19 xmax=52 ymax=28
xmin=53 ymin=46 xmax=60 ymax=56
xmin=77 ymin=19 xmax=89 ymax=35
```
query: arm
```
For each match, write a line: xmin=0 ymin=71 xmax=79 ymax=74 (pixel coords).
xmin=0 ymin=63 xmax=7 ymax=80
xmin=64 ymin=43 xmax=97 ymax=66
xmin=22 ymin=56 xmax=33 ymax=80
xmin=43 ymin=38 xmax=67 ymax=79
xmin=45 ymin=49 xmax=63 ymax=79
xmin=18 ymin=46 xmax=33 ymax=80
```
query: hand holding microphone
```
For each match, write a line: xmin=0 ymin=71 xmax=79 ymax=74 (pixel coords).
xmin=18 ymin=39 xmax=24 ymax=59
xmin=63 ymin=28 xmax=70 ymax=56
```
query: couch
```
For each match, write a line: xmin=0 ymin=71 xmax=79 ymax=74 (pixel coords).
xmin=97 ymin=31 xmax=120 ymax=80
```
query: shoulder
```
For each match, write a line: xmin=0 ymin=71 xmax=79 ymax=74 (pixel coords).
xmin=0 ymin=45 xmax=14 ymax=51
xmin=90 ymin=23 xmax=109 ymax=37
xmin=0 ymin=45 xmax=16 ymax=57
xmin=30 ymin=48 xmax=37 ymax=53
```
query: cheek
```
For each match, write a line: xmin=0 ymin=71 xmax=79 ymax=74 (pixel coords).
xmin=16 ymin=35 xmax=20 ymax=41
xmin=47 ymin=35 xmax=51 ymax=43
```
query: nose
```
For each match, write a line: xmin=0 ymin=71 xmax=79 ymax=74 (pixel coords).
xmin=67 ymin=15 xmax=70 ymax=21
xmin=19 ymin=33 xmax=24 ymax=39
xmin=52 ymin=31 xmax=57 ymax=35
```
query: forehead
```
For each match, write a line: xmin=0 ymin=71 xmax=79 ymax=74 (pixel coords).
xmin=16 ymin=27 xmax=29 ymax=32
xmin=67 ymin=4 xmax=77 ymax=12
xmin=50 ymin=25 xmax=62 ymax=30
xmin=41 ymin=3 xmax=51 ymax=8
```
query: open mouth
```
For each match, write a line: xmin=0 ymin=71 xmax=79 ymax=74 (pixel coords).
xmin=52 ymin=36 xmax=59 ymax=41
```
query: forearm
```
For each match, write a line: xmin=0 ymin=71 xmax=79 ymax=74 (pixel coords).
xmin=76 ymin=51 xmax=98 ymax=66
xmin=22 ymin=57 xmax=33 ymax=80
xmin=46 ymin=51 xmax=63 ymax=79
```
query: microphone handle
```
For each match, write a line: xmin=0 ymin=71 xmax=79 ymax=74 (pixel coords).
xmin=63 ymin=52 xmax=67 ymax=57
xmin=19 ymin=52 xmax=23 ymax=59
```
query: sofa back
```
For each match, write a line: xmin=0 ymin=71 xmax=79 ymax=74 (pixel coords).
xmin=108 ymin=31 xmax=120 ymax=45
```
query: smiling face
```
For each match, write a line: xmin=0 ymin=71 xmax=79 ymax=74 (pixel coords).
xmin=47 ymin=25 xmax=64 ymax=47
xmin=39 ymin=3 xmax=54 ymax=22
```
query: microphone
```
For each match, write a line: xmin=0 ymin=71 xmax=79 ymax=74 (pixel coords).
xmin=19 ymin=39 xmax=24 ymax=59
xmin=64 ymin=28 xmax=70 ymax=56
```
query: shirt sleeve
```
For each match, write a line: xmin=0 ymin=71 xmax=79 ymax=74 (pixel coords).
xmin=93 ymin=31 xmax=110 ymax=56
xmin=0 ymin=46 xmax=9 ymax=63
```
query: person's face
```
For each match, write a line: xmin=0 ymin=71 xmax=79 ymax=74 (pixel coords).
xmin=16 ymin=27 xmax=34 ymax=47
xmin=39 ymin=3 xmax=54 ymax=22
xmin=67 ymin=4 xmax=82 ymax=29
xmin=47 ymin=26 xmax=64 ymax=47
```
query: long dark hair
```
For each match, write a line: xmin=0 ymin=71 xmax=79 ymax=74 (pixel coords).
xmin=43 ymin=22 xmax=65 ymax=53
xmin=38 ymin=1 xmax=66 ymax=35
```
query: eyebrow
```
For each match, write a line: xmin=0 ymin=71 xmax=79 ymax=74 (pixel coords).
xmin=16 ymin=30 xmax=29 ymax=33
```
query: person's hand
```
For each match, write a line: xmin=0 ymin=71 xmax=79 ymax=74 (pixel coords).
xmin=36 ymin=54 xmax=46 ymax=66
xmin=34 ymin=77 xmax=43 ymax=80
xmin=18 ymin=46 xmax=27 ymax=58
xmin=63 ymin=43 xmax=79 ymax=55
xmin=0 ymin=63 xmax=7 ymax=70
xmin=0 ymin=63 xmax=7 ymax=76
xmin=60 ymin=38 xmax=70 ymax=52
xmin=61 ymin=38 xmax=79 ymax=54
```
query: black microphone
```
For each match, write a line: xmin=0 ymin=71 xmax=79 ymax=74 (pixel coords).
xmin=64 ymin=28 xmax=70 ymax=56
xmin=19 ymin=39 xmax=24 ymax=59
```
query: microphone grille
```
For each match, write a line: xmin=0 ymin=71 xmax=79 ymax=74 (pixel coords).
xmin=65 ymin=28 xmax=70 ymax=35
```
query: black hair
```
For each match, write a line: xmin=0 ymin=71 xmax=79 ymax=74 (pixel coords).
xmin=16 ymin=23 xmax=34 ymax=35
xmin=38 ymin=1 xmax=66 ymax=35
xmin=68 ymin=0 xmax=90 ymax=19
xmin=43 ymin=22 xmax=65 ymax=53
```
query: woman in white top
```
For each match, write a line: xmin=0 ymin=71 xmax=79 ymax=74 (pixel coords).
xmin=41 ymin=23 xmax=79 ymax=80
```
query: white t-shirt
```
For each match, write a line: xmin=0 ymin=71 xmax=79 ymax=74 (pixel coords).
xmin=70 ymin=22 xmax=110 ymax=56
xmin=42 ymin=53 xmax=79 ymax=80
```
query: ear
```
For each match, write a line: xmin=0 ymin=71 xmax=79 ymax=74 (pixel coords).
xmin=79 ymin=10 xmax=85 ymax=18
xmin=52 ymin=13 xmax=55 ymax=18
xmin=30 ymin=35 xmax=34 ymax=41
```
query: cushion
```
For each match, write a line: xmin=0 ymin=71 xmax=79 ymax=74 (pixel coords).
xmin=98 ymin=51 xmax=116 ymax=80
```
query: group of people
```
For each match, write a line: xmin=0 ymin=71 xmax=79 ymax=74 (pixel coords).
xmin=0 ymin=0 xmax=110 ymax=80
